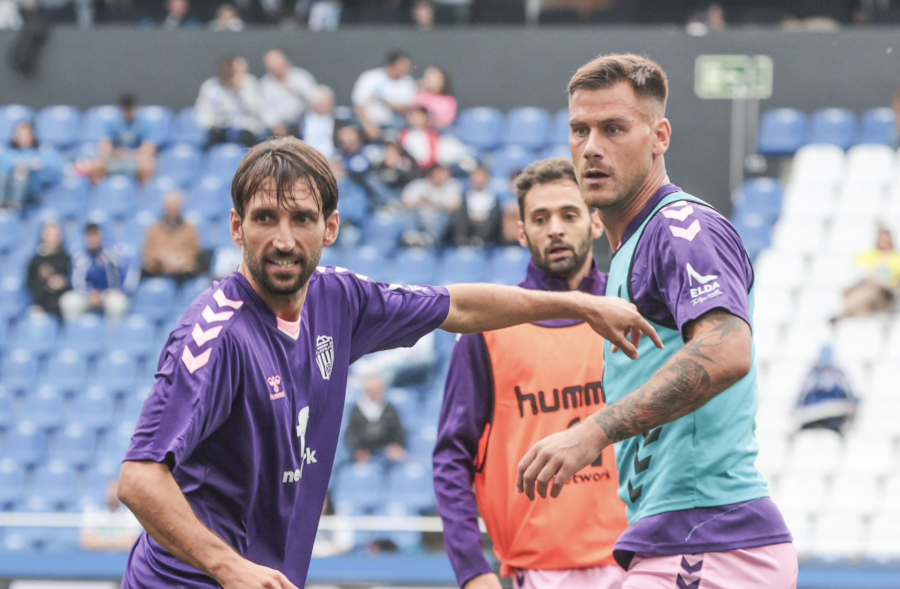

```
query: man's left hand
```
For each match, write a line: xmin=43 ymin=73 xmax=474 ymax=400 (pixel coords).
xmin=516 ymin=419 xmax=607 ymax=500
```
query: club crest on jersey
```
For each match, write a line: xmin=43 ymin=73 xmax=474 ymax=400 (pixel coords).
xmin=315 ymin=335 xmax=334 ymax=381
xmin=267 ymin=375 xmax=285 ymax=400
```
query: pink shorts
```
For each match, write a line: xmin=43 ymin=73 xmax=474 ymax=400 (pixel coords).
xmin=623 ymin=543 xmax=798 ymax=589
xmin=513 ymin=566 xmax=625 ymax=589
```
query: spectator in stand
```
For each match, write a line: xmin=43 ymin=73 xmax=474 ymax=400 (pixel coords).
xmin=80 ymin=479 xmax=140 ymax=551
xmin=60 ymin=222 xmax=130 ymax=324
xmin=0 ymin=122 xmax=63 ymax=210
xmin=261 ymin=49 xmax=318 ymax=138
xmin=195 ymin=55 xmax=263 ymax=148
xmin=794 ymin=345 xmax=858 ymax=435
xmin=209 ymin=3 xmax=245 ymax=30
xmin=142 ymin=192 xmax=201 ymax=285
xmin=836 ymin=227 xmax=900 ymax=319
xmin=159 ymin=0 xmax=199 ymax=29
xmin=497 ymin=201 xmax=523 ymax=247
xmin=400 ymin=106 xmax=440 ymax=170
xmin=329 ymin=157 xmax=367 ymax=249
xmin=344 ymin=374 xmax=407 ymax=464
xmin=448 ymin=166 xmax=503 ymax=247
xmin=352 ymin=50 xmax=417 ymax=140
xmin=411 ymin=0 xmax=435 ymax=29
xmin=370 ymin=141 xmax=420 ymax=207
xmin=336 ymin=125 xmax=377 ymax=183
xmin=415 ymin=65 xmax=457 ymax=130
xmin=87 ymin=93 xmax=157 ymax=184
xmin=401 ymin=163 xmax=462 ymax=247
xmin=301 ymin=85 xmax=337 ymax=160
xmin=27 ymin=221 xmax=71 ymax=318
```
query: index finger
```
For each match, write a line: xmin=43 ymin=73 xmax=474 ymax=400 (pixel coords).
xmin=607 ymin=331 xmax=638 ymax=360
xmin=280 ymin=574 xmax=300 ymax=589
xmin=516 ymin=446 xmax=538 ymax=494
xmin=638 ymin=317 xmax=664 ymax=349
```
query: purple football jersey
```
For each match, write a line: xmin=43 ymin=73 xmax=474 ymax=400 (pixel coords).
xmin=122 ymin=268 xmax=450 ymax=588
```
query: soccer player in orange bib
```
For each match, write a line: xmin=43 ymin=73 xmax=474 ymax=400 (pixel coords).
xmin=434 ymin=158 xmax=629 ymax=589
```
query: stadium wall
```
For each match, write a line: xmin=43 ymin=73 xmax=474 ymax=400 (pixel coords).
xmin=0 ymin=27 xmax=898 ymax=220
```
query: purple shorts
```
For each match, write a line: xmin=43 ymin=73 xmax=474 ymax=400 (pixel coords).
xmin=513 ymin=566 xmax=625 ymax=589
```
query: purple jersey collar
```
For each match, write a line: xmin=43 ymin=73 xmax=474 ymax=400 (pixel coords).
xmin=617 ymin=183 xmax=682 ymax=249
xmin=519 ymin=258 xmax=605 ymax=296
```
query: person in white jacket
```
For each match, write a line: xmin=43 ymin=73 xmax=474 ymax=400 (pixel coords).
xmin=194 ymin=55 xmax=263 ymax=147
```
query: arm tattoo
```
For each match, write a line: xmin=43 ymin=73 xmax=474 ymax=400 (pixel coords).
xmin=592 ymin=311 xmax=749 ymax=444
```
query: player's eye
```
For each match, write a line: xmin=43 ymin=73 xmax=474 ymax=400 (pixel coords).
xmin=571 ymin=127 xmax=588 ymax=137
xmin=607 ymin=126 xmax=623 ymax=135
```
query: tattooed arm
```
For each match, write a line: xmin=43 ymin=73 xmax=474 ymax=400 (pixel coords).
xmin=516 ymin=310 xmax=751 ymax=500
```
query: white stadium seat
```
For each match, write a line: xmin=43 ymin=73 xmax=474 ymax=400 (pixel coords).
xmin=805 ymin=252 xmax=859 ymax=291
xmin=870 ymin=361 xmax=900 ymax=400
xmin=753 ymin=321 xmax=783 ymax=366
xmin=853 ymin=397 xmax=900 ymax=439
xmin=846 ymin=144 xmax=895 ymax=187
xmin=755 ymin=434 xmax=789 ymax=482
xmin=790 ymin=144 xmax=846 ymax=187
xmin=828 ymin=218 xmax=881 ymax=255
xmin=785 ymin=429 xmax=843 ymax=477
xmin=781 ymin=184 xmax=836 ymax=222
xmin=824 ymin=474 xmax=880 ymax=518
xmin=762 ymin=360 xmax=811 ymax=402
xmin=783 ymin=512 xmax=813 ymax=560
xmin=772 ymin=217 xmax=827 ymax=255
xmin=753 ymin=288 xmax=796 ymax=328
xmin=837 ymin=434 xmax=897 ymax=478
xmin=834 ymin=181 xmax=887 ymax=221
xmin=774 ymin=472 xmax=829 ymax=517
xmin=781 ymin=320 xmax=834 ymax=364
xmin=810 ymin=515 xmax=865 ymax=560
xmin=753 ymin=250 xmax=808 ymax=291
xmin=833 ymin=317 xmax=886 ymax=364
xmin=864 ymin=521 xmax=900 ymax=562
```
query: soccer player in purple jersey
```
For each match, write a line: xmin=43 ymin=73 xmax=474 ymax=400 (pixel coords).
xmin=117 ymin=136 xmax=662 ymax=589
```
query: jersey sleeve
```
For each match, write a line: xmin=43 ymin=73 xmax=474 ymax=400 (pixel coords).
xmin=433 ymin=333 xmax=494 ymax=587
xmin=346 ymin=273 xmax=451 ymax=362
xmin=124 ymin=325 xmax=239 ymax=466
xmin=636 ymin=203 xmax=754 ymax=340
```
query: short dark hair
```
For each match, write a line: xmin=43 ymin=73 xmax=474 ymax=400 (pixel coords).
xmin=386 ymin=50 xmax=410 ymax=66
xmin=514 ymin=157 xmax=578 ymax=220
xmin=85 ymin=222 xmax=101 ymax=234
xmin=231 ymin=137 xmax=339 ymax=220
xmin=118 ymin=93 xmax=138 ymax=110
xmin=568 ymin=53 xmax=668 ymax=111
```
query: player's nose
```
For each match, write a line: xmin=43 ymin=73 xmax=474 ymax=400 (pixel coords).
xmin=582 ymin=128 xmax=605 ymax=160
xmin=272 ymin=218 xmax=297 ymax=251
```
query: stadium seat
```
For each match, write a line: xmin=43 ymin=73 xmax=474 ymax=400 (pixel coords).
xmin=138 ymin=175 xmax=179 ymax=215
xmin=119 ymin=392 xmax=148 ymax=424
xmin=838 ymin=434 xmax=896 ymax=478
xmin=158 ymin=144 xmax=202 ymax=188
xmin=825 ymin=475 xmax=879 ymax=519
xmin=187 ymin=175 xmax=231 ymax=222
xmin=78 ymin=105 xmax=122 ymax=144
xmin=34 ymin=105 xmax=80 ymax=149
xmin=845 ymin=143 xmax=894 ymax=186
xmin=503 ymin=107 xmax=552 ymax=150
xmin=343 ymin=246 xmax=389 ymax=282
xmin=89 ymin=175 xmax=138 ymax=220
xmin=490 ymin=246 xmax=530 ymax=285
xmin=439 ymin=247 xmax=488 ymax=284
xmin=489 ymin=144 xmax=537 ymax=181
xmin=391 ymin=248 xmax=437 ymax=285
xmin=0 ymin=210 xmax=21 ymax=255
xmin=68 ymin=386 xmax=116 ymax=432
xmin=332 ymin=461 xmax=385 ymax=514
xmin=786 ymin=429 xmax=842 ymax=478
xmin=40 ymin=348 xmax=89 ymax=395
xmin=789 ymin=144 xmax=846 ymax=187
xmin=551 ymin=108 xmax=570 ymax=146
xmin=174 ymin=276 xmax=212 ymax=312
xmin=864 ymin=521 xmax=900 ymax=562
xmin=43 ymin=176 xmax=91 ymax=223
xmin=109 ymin=314 xmax=156 ymax=360
xmin=835 ymin=181 xmax=886 ymax=221
xmin=17 ymin=385 xmax=66 ymax=431
xmin=454 ymin=107 xmax=504 ymax=152
xmin=362 ymin=213 xmax=406 ymax=256
xmin=132 ymin=277 xmax=177 ymax=322
xmin=733 ymin=177 xmax=783 ymax=223
xmin=0 ymin=459 xmax=26 ymax=508
xmin=2 ymin=422 xmax=46 ymax=467
xmin=753 ymin=435 xmax=788 ymax=482
xmin=137 ymin=105 xmax=174 ymax=146
xmin=828 ymin=218 xmax=879 ymax=255
xmin=0 ymin=104 xmax=35 ymax=145
xmin=870 ymin=361 xmax=900 ymax=401
xmin=43 ymin=528 xmax=82 ymax=553
xmin=757 ymin=108 xmax=808 ymax=156
xmin=859 ymin=107 xmax=897 ymax=146
xmin=833 ymin=317 xmax=885 ymax=364
xmin=1 ymin=527 xmax=44 ymax=552
xmin=539 ymin=144 xmax=570 ymax=160
xmin=771 ymin=217 xmax=826 ymax=255
xmin=92 ymin=350 xmax=138 ymax=396
xmin=370 ymin=503 xmax=422 ymax=551
xmin=781 ymin=319 xmax=834 ymax=364
xmin=773 ymin=472 xmax=828 ymax=518
xmin=753 ymin=249 xmax=806 ymax=292
xmin=50 ymin=424 xmax=98 ymax=468
xmin=808 ymin=108 xmax=857 ymax=151
xmin=96 ymin=425 xmax=134 ymax=463
xmin=12 ymin=312 xmax=60 ymax=358
xmin=171 ymin=107 xmax=208 ymax=147
xmin=60 ymin=314 xmax=107 ymax=359
xmin=29 ymin=459 xmax=80 ymax=509
xmin=810 ymin=515 xmax=865 ymax=561
xmin=0 ymin=348 xmax=38 ymax=395
xmin=0 ymin=388 xmax=13 ymax=432
xmin=805 ymin=252 xmax=857 ymax=291
xmin=203 ymin=143 xmax=247 ymax=181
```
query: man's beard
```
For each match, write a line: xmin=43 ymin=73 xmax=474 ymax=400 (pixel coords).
xmin=526 ymin=230 xmax=592 ymax=281
xmin=244 ymin=246 xmax=321 ymax=296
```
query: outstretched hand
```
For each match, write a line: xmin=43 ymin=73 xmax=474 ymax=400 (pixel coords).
xmin=586 ymin=297 xmax=663 ymax=359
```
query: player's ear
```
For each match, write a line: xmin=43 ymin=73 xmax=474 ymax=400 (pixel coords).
xmin=590 ymin=209 xmax=604 ymax=240
xmin=323 ymin=210 xmax=340 ymax=247
xmin=517 ymin=220 xmax=528 ymax=248
xmin=653 ymin=117 xmax=671 ymax=156
xmin=230 ymin=209 xmax=243 ymax=246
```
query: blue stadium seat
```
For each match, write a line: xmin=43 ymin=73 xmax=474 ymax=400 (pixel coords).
xmin=332 ymin=461 xmax=385 ymax=514
xmin=0 ymin=387 xmax=13 ymax=432
xmin=0 ymin=104 xmax=35 ymax=145
xmin=116 ymin=214 xmax=154 ymax=252
xmin=34 ymin=105 xmax=80 ymax=149
xmin=171 ymin=107 xmax=208 ymax=148
xmin=17 ymin=385 xmax=66 ymax=431
xmin=137 ymin=105 xmax=175 ymax=147
xmin=392 ymin=248 xmax=437 ymax=285
xmin=60 ymin=314 xmax=107 ymax=359
xmin=69 ymin=386 xmax=116 ymax=432
xmin=860 ymin=107 xmax=897 ymax=146
xmin=320 ymin=248 xmax=346 ymax=270
xmin=385 ymin=387 xmax=418 ymax=429
xmin=157 ymin=143 xmax=201 ymax=188
xmin=1 ymin=527 xmax=43 ymax=552
xmin=43 ymin=176 xmax=91 ymax=223
xmin=50 ymin=425 xmax=98 ymax=468
xmin=109 ymin=314 xmax=156 ymax=360
xmin=13 ymin=312 xmax=60 ymax=358
xmin=503 ymin=107 xmax=552 ymax=150
xmin=92 ymin=350 xmax=138 ymax=396
xmin=551 ymin=108 xmax=570 ymax=146
xmin=2 ymin=422 xmax=46 ymax=467
xmin=734 ymin=177 xmax=783 ymax=223
xmin=203 ymin=143 xmax=247 ymax=181
xmin=40 ymin=348 xmax=89 ymax=395
xmin=439 ymin=247 xmax=488 ymax=284
xmin=174 ymin=276 xmax=212 ymax=311
xmin=187 ymin=175 xmax=231 ymax=222
xmin=362 ymin=214 xmax=406 ymax=255
xmin=0 ymin=211 xmax=21 ymax=255
xmin=138 ymin=176 xmax=179 ymax=215
xmin=78 ymin=105 xmax=123 ymax=144
xmin=539 ymin=144 xmax=571 ymax=160
xmin=490 ymin=246 xmax=530 ymax=285
xmin=0 ymin=459 xmax=25 ymax=508
xmin=384 ymin=461 xmax=435 ymax=514
xmin=96 ymin=425 xmax=134 ymax=462
xmin=732 ymin=215 xmax=772 ymax=261
xmin=490 ymin=145 xmax=537 ymax=181
xmin=132 ymin=277 xmax=177 ymax=322
xmin=454 ymin=107 xmax=504 ymax=152
xmin=757 ymin=108 xmax=808 ymax=156
xmin=89 ymin=175 xmax=138 ymax=221
xmin=29 ymin=459 xmax=80 ymax=509
xmin=119 ymin=393 xmax=148 ymax=425
xmin=808 ymin=108 xmax=857 ymax=151
xmin=0 ymin=348 xmax=38 ymax=395
xmin=370 ymin=503 xmax=422 ymax=550
xmin=42 ymin=528 xmax=81 ymax=553
xmin=0 ymin=281 xmax=29 ymax=327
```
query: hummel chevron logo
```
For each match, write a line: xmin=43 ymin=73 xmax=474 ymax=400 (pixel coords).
xmin=643 ymin=427 xmax=662 ymax=445
xmin=628 ymin=480 xmax=643 ymax=503
xmin=687 ymin=264 xmax=719 ymax=286
xmin=192 ymin=324 xmax=223 ymax=347
xmin=676 ymin=575 xmax=700 ymax=589
xmin=181 ymin=346 xmax=212 ymax=374
xmin=681 ymin=557 xmax=703 ymax=575
xmin=634 ymin=452 xmax=651 ymax=474
xmin=202 ymin=305 xmax=234 ymax=323
xmin=669 ymin=220 xmax=701 ymax=241
xmin=662 ymin=204 xmax=695 ymax=221
xmin=213 ymin=289 xmax=243 ymax=310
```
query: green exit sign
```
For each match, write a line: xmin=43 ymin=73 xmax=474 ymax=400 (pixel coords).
xmin=694 ymin=55 xmax=774 ymax=99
